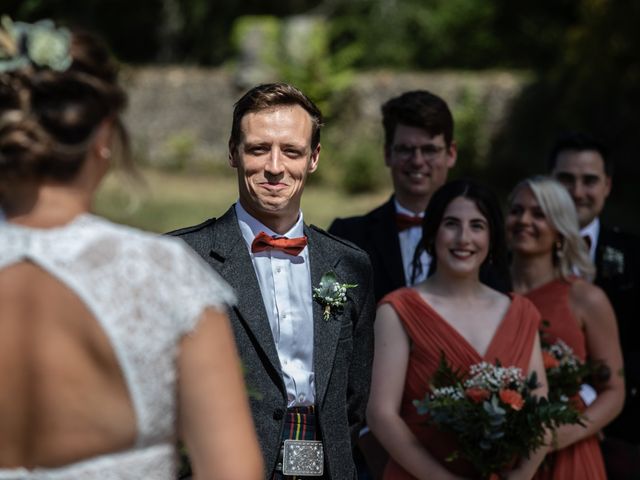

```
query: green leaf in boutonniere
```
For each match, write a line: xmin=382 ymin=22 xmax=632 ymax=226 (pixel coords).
xmin=313 ymin=271 xmax=357 ymax=321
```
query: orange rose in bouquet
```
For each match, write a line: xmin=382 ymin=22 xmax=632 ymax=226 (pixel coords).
xmin=499 ymin=389 xmax=524 ymax=411
xmin=466 ymin=387 xmax=491 ymax=404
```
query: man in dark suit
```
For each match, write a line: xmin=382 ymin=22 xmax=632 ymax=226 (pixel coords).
xmin=549 ymin=132 xmax=640 ymax=479
xmin=329 ymin=90 xmax=457 ymax=302
xmin=171 ymin=83 xmax=375 ymax=479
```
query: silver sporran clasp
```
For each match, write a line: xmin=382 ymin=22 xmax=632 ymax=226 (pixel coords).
xmin=282 ymin=439 xmax=324 ymax=476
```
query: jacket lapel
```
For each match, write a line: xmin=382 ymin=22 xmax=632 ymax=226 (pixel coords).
xmin=371 ymin=197 xmax=406 ymax=288
xmin=208 ymin=208 xmax=282 ymax=376
xmin=306 ymin=226 xmax=343 ymax=406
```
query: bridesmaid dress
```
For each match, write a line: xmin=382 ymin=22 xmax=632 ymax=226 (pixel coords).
xmin=526 ymin=278 xmax=607 ymax=480
xmin=379 ymin=288 xmax=541 ymax=479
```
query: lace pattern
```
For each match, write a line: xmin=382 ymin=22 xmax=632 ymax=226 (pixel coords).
xmin=0 ymin=444 xmax=176 ymax=480
xmin=0 ymin=215 xmax=236 ymax=477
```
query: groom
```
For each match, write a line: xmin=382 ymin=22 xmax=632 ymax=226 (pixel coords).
xmin=171 ymin=83 xmax=375 ymax=479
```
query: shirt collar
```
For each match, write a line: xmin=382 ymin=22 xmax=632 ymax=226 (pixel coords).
xmin=235 ymin=201 xmax=305 ymax=248
xmin=580 ymin=217 xmax=600 ymax=259
xmin=580 ymin=217 xmax=600 ymax=244
xmin=394 ymin=199 xmax=424 ymax=218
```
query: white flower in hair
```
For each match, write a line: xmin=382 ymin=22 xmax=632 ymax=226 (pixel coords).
xmin=26 ymin=19 xmax=72 ymax=71
xmin=0 ymin=16 xmax=72 ymax=72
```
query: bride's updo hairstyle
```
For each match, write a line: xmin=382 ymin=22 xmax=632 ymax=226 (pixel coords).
xmin=0 ymin=20 xmax=130 ymax=186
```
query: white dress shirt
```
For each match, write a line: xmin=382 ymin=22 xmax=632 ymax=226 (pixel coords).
xmin=395 ymin=200 xmax=431 ymax=286
xmin=235 ymin=202 xmax=315 ymax=407
xmin=580 ymin=217 xmax=600 ymax=263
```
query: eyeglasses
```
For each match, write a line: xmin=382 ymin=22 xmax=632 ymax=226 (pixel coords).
xmin=391 ymin=144 xmax=446 ymax=161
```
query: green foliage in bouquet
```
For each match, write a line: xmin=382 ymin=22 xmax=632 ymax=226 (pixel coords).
xmin=541 ymin=338 xmax=592 ymax=403
xmin=413 ymin=355 xmax=582 ymax=479
xmin=540 ymin=326 xmax=611 ymax=405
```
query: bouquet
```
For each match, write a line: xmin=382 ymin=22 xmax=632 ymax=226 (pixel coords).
xmin=541 ymin=338 xmax=592 ymax=406
xmin=413 ymin=356 xmax=582 ymax=479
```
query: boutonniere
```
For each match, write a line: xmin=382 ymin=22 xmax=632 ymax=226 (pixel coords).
xmin=602 ymin=246 xmax=625 ymax=278
xmin=313 ymin=271 xmax=357 ymax=321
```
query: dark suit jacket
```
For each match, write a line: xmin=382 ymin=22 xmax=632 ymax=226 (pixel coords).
xmin=595 ymin=225 xmax=640 ymax=443
xmin=329 ymin=197 xmax=404 ymax=302
xmin=170 ymin=207 xmax=375 ymax=479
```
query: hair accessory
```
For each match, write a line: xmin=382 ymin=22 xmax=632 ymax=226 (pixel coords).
xmin=0 ymin=16 xmax=72 ymax=73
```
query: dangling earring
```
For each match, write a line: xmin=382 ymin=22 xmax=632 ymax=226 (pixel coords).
xmin=99 ymin=147 xmax=112 ymax=160
xmin=554 ymin=240 xmax=564 ymax=259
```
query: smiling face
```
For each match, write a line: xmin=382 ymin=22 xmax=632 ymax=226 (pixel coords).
xmin=551 ymin=149 xmax=611 ymax=228
xmin=385 ymin=124 xmax=456 ymax=213
xmin=433 ymin=196 xmax=490 ymax=278
xmin=506 ymin=186 xmax=558 ymax=259
xmin=230 ymin=104 xmax=320 ymax=232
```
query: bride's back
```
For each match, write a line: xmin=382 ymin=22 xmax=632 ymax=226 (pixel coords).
xmin=0 ymin=26 xmax=138 ymax=468
xmin=0 ymin=262 xmax=135 ymax=468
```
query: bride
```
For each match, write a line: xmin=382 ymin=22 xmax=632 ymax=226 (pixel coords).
xmin=0 ymin=19 xmax=262 ymax=479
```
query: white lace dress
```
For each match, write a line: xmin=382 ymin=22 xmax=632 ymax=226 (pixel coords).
xmin=0 ymin=214 xmax=236 ymax=479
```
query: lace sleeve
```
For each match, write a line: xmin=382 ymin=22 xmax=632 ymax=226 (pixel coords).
xmin=164 ymin=239 xmax=237 ymax=335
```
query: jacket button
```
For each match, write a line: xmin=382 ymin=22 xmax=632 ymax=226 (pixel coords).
xmin=273 ymin=408 xmax=284 ymax=420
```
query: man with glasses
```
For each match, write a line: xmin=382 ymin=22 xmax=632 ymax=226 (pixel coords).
xmin=328 ymin=90 xmax=456 ymax=479
xmin=329 ymin=90 xmax=457 ymax=302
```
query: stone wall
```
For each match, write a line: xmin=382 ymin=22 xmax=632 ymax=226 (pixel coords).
xmin=122 ymin=67 xmax=527 ymax=167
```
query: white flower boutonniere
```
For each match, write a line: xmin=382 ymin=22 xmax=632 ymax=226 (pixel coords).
xmin=313 ymin=271 xmax=357 ymax=321
xmin=602 ymin=246 xmax=625 ymax=278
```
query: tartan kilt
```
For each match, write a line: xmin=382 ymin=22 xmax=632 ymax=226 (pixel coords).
xmin=272 ymin=406 xmax=326 ymax=480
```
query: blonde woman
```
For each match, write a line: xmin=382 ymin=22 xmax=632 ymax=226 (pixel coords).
xmin=506 ymin=176 xmax=624 ymax=479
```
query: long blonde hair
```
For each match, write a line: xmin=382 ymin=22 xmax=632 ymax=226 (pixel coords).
xmin=510 ymin=175 xmax=595 ymax=280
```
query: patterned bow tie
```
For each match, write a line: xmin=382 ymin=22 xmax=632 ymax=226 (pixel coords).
xmin=396 ymin=213 xmax=423 ymax=232
xmin=251 ymin=231 xmax=308 ymax=256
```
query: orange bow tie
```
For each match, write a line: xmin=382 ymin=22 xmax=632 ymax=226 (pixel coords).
xmin=396 ymin=213 xmax=423 ymax=232
xmin=251 ymin=231 xmax=308 ymax=256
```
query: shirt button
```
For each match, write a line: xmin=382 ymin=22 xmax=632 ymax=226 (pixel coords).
xmin=298 ymin=394 xmax=305 ymax=402
xmin=276 ymin=267 xmax=281 ymax=273
xmin=282 ymin=313 xmax=287 ymax=319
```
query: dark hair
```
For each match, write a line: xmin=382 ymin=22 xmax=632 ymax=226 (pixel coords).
xmin=228 ymin=82 xmax=323 ymax=155
xmin=381 ymin=90 xmax=454 ymax=149
xmin=547 ymin=131 xmax=612 ymax=176
xmin=0 ymin=28 xmax=131 ymax=184
xmin=411 ymin=179 xmax=511 ymax=292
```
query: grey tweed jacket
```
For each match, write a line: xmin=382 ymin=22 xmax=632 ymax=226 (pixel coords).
xmin=169 ymin=206 xmax=375 ymax=479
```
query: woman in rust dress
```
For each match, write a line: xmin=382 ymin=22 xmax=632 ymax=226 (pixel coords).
xmin=506 ymin=176 xmax=624 ymax=480
xmin=367 ymin=180 xmax=549 ymax=480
